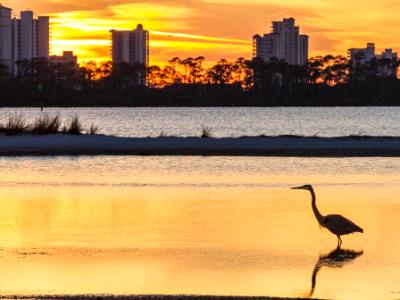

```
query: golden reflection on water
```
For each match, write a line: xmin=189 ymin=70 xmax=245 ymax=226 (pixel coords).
xmin=0 ymin=157 xmax=400 ymax=299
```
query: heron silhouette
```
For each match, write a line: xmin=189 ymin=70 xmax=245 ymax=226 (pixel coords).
xmin=291 ymin=185 xmax=363 ymax=246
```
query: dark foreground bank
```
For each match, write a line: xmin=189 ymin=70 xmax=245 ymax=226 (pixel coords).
xmin=2 ymin=134 xmax=400 ymax=157
xmin=0 ymin=295 xmax=315 ymax=300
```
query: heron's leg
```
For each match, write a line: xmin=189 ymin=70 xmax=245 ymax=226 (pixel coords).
xmin=338 ymin=236 xmax=342 ymax=248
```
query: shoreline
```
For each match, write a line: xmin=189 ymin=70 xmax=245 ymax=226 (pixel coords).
xmin=0 ymin=295 xmax=315 ymax=300
xmin=2 ymin=134 xmax=400 ymax=157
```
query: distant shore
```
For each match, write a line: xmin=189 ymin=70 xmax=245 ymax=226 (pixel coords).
xmin=2 ymin=134 xmax=400 ymax=157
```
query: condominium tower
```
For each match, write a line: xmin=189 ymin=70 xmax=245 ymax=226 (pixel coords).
xmin=0 ymin=5 xmax=49 ymax=73
xmin=348 ymin=43 xmax=398 ymax=64
xmin=110 ymin=24 xmax=149 ymax=66
xmin=13 ymin=11 xmax=49 ymax=61
xmin=0 ymin=5 xmax=12 ymax=68
xmin=348 ymin=43 xmax=398 ymax=77
xmin=253 ymin=18 xmax=309 ymax=65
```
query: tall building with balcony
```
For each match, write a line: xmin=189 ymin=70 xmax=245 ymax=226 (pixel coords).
xmin=0 ymin=5 xmax=49 ymax=73
xmin=253 ymin=18 xmax=309 ymax=65
xmin=0 ymin=5 xmax=12 ymax=69
xmin=348 ymin=43 xmax=398 ymax=77
xmin=50 ymin=51 xmax=78 ymax=65
xmin=110 ymin=24 xmax=149 ymax=66
xmin=348 ymin=43 xmax=377 ymax=64
xmin=12 ymin=11 xmax=49 ymax=64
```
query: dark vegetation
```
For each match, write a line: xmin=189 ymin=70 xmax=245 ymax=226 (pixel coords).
xmin=0 ymin=113 xmax=98 ymax=135
xmin=0 ymin=55 xmax=399 ymax=106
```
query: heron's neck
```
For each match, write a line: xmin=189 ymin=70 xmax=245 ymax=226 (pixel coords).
xmin=310 ymin=188 xmax=325 ymax=226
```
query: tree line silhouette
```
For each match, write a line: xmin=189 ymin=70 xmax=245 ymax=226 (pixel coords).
xmin=0 ymin=54 xmax=399 ymax=106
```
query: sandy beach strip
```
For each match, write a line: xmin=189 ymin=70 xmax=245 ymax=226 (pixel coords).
xmin=1 ymin=134 xmax=400 ymax=157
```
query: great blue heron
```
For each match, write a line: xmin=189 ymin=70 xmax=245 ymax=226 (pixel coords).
xmin=291 ymin=185 xmax=363 ymax=246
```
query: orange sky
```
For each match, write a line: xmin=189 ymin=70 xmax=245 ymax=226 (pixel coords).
xmin=3 ymin=0 xmax=400 ymax=65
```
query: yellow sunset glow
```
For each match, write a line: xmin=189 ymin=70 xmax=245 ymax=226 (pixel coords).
xmin=3 ymin=0 xmax=400 ymax=65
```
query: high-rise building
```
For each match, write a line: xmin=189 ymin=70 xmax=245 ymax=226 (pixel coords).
xmin=0 ymin=5 xmax=12 ymax=69
xmin=110 ymin=24 xmax=149 ymax=66
xmin=348 ymin=43 xmax=398 ymax=77
xmin=50 ymin=51 xmax=78 ymax=65
xmin=0 ymin=5 xmax=49 ymax=73
xmin=12 ymin=11 xmax=50 ymax=63
xmin=253 ymin=18 xmax=309 ymax=65
xmin=348 ymin=43 xmax=377 ymax=64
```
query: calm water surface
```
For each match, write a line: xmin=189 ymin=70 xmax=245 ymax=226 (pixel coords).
xmin=0 ymin=156 xmax=400 ymax=299
xmin=1 ymin=107 xmax=400 ymax=137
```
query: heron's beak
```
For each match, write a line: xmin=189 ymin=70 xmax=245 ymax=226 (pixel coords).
xmin=291 ymin=186 xmax=305 ymax=190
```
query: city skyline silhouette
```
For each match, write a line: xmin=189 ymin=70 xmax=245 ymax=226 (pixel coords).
xmin=1 ymin=0 xmax=399 ymax=64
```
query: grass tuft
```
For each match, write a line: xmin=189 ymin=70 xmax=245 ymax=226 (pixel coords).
xmin=31 ymin=113 xmax=61 ymax=135
xmin=89 ymin=124 xmax=99 ymax=135
xmin=64 ymin=116 xmax=82 ymax=135
xmin=3 ymin=113 xmax=27 ymax=135
xmin=201 ymin=126 xmax=212 ymax=138
xmin=0 ymin=113 xmax=98 ymax=136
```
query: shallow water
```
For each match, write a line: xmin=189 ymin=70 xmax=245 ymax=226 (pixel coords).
xmin=1 ymin=107 xmax=400 ymax=137
xmin=0 ymin=156 xmax=400 ymax=299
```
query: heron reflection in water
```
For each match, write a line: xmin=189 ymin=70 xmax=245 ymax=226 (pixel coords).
xmin=308 ymin=247 xmax=364 ymax=297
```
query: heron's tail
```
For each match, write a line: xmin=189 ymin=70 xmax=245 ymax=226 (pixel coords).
xmin=355 ymin=225 xmax=364 ymax=233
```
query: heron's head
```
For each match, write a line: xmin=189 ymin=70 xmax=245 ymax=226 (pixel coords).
xmin=291 ymin=184 xmax=313 ymax=191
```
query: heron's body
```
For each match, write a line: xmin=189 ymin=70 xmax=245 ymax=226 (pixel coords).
xmin=292 ymin=185 xmax=363 ymax=246
xmin=323 ymin=214 xmax=363 ymax=236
